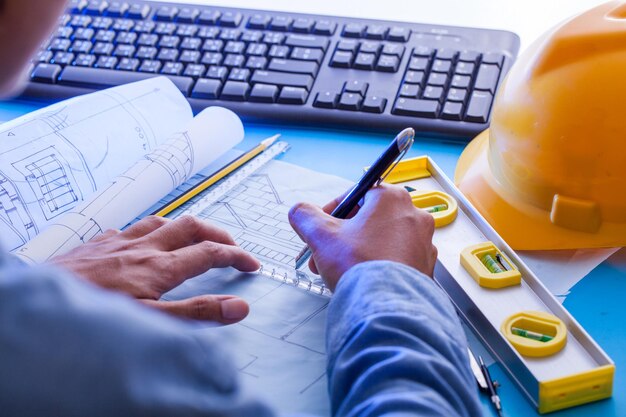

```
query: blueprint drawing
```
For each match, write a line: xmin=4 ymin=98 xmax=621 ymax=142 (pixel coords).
xmin=0 ymin=77 xmax=192 ymax=251
xmin=15 ymin=106 xmax=244 ymax=263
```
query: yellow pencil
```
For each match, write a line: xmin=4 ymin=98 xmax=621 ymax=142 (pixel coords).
xmin=152 ymin=134 xmax=280 ymax=217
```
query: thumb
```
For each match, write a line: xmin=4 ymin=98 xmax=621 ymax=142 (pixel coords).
xmin=141 ymin=295 xmax=250 ymax=324
xmin=289 ymin=202 xmax=338 ymax=249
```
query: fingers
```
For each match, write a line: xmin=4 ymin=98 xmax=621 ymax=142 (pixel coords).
xmin=140 ymin=216 xmax=237 ymax=251
xmin=166 ymin=241 xmax=260 ymax=286
xmin=288 ymin=202 xmax=338 ymax=250
xmin=141 ymin=295 xmax=250 ymax=324
xmin=121 ymin=216 xmax=170 ymax=239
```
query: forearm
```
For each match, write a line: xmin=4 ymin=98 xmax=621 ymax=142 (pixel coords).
xmin=326 ymin=261 xmax=481 ymax=417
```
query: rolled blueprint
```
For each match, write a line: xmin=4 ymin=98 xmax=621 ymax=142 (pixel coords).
xmin=14 ymin=106 xmax=244 ymax=263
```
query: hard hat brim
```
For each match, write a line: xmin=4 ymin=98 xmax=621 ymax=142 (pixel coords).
xmin=455 ymin=129 xmax=626 ymax=250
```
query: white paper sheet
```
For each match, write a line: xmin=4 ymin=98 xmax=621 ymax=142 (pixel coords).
xmin=164 ymin=160 xmax=353 ymax=416
xmin=0 ymin=77 xmax=191 ymax=252
xmin=14 ymin=106 xmax=244 ymax=263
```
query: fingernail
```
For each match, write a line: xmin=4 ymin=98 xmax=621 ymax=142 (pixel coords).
xmin=220 ymin=298 xmax=249 ymax=320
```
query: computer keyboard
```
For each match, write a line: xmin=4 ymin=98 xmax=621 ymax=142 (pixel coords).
xmin=24 ymin=0 xmax=520 ymax=141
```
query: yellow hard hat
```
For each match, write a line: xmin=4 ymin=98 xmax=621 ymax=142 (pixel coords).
xmin=455 ymin=0 xmax=626 ymax=250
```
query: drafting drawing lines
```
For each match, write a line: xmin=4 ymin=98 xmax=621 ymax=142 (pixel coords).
xmin=145 ymin=132 xmax=194 ymax=186
xmin=0 ymin=171 xmax=36 ymax=248
xmin=13 ymin=147 xmax=80 ymax=221
xmin=196 ymin=173 xmax=304 ymax=267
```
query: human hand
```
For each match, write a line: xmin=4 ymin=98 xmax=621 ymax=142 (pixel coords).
xmin=49 ymin=216 xmax=260 ymax=324
xmin=288 ymin=184 xmax=437 ymax=291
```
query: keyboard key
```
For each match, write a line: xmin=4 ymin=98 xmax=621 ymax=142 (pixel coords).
xmin=247 ymin=14 xmax=271 ymax=30
xmin=423 ymin=85 xmax=444 ymax=101
xmin=436 ymin=48 xmax=457 ymax=60
xmin=202 ymin=40 xmax=224 ymax=53
xmin=176 ymin=25 xmax=198 ymax=37
xmin=197 ymin=27 xmax=220 ymax=39
xmin=31 ymin=64 xmax=62 ymax=83
xmin=35 ymin=51 xmax=53 ymax=64
xmin=127 ymin=4 xmax=150 ymax=19
xmin=112 ymin=18 xmax=134 ymax=31
xmin=269 ymin=45 xmax=290 ymax=59
xmin=246 ymin=56 xmax=267 ymax=70
xmin=155 ymin=6 xmax=179 ymax=22
xmin=451 ymin=74 xmax=471 ymax=89
xmin=337 ymin=92 xmax=362 ymax=110
xmin=447 ymin=87 xmax=467 ymax=102
xmin=49 ymin=38 xmax=71 ymax=52
xmin=161 ymin=62 xmax=184 ymax=75
xmin=113 ymin=44 xmax=135 ymax=58
xmin=246 ymin=43 xmax=268 ymax=57
xmin=399 ymin=83 xmax=419 ymax=98
xmin=431 ymin=59 xmax=451 ymax=73
xmin=73 ymin=28 xmax=95 ymax=41
xmin=95 ymin=30 xmax=115 ymax=43
xmin=330 ymin=51 xmax=353 ymax=68
xmin=342 ymin=23 xmax=365 ymax=38
xmin=285 ymin=34 xmax=329 ymax=50
xmin=459 ymin=50 xmax=480 ymax=63
xmin=117 ymin=58 xmax=139 ymax=71
xmin=359 ymin=41 xmax=380 ymax=55
xmin=381 ymin=43 xmax=405 ymax=58
xmin=85 ymin=1 xmax=108 ymax=16
xmin=362 ymin=95 xmax=387 ymax=113
xmin=106 ymin=2 xmax=129 ymax=17
xmin=413 ymin=46 xmax=434 ymax=57
xmin=313 ymin=91 xmax=339 ymax=108
xmin=404 ymin=70 xmax=424 ymax=85
xmin=202 ymin=53 xmax=223 ymax=66
xmin=353 ymin=53 xmax=376 ymax=70
xmin=198 ymin=10 xmax=221 ymax=25
xmin=270 ymin=16 xmax=293 ymax=32
xmin=223 ymin=54 xmax=245 ymax=67
xmin=392 ymin=98 xmax=439 ymax=118
xmin=278 ymin=86 xmax=308 ymax=104
xmin=228 ymin=68 xmax=250 ymax=82
xmin=177 ymin=8 xmax=200 ymax=23
xmin=268 ymin=59 xmax=318 ymax=76
xmin=70 ymin=40 xmax=93 ymax=54
xmin=58 ymin=66 xmax=193 ymax=95
xmin=69 ymin=0 xmax=87 ymax=14
xmin=220 ymin=29 xmax=241 ymax=41
xmin=206 ymin=65 xmax=228 ymax=82
xmin=263 ymin=32 xmax=285 ymax=45
xmin=455 ymin=62 xmax=475 ymax=75
xmin=91 ymin=17 xmax=114 ymax=30
xmin=157 ymin=48 xmax=179 ymax=62
xmin=181 ymin=37 xmax=202 ymax=50
xmin=135 ymin=46 xmax=157 ymax=60
xmin=427 ymin=72 xmax=448 ymax=86
xmin=365 ymin=25 xmax=388 ymax=40
xmin=474 ymin=64 xmax=500 ymax=93
xmin=51 ymin=52 xmax=74 ymax=66
xmin=115 ymin=31 xmax=137 ymax=45
xmin=291 ymin=47 xmax=324 ymax=63
xmin=138 ymin=60 xmax=161 ymax=73
xmin=441 ymin=101 xmax=463 ymax=120
xmin=70 ymin=15 xmax=92 ymax=28
xmin=191 ymin=78 xmax=222 ymax=99
xmin=155 ymin=22 xmax=176 ymax=35
xmin=136 ymin=33 xmax=158 ymax=46
xmin=92 ymin=42 xmax=114 ymax=55
xmin=183 ymin=64 xmax=206 ymax=77
xmin=249 ymin=83 xmax=279 ymax=102
xmin=336 ymin=40 xmax=359 ymax=53
xmin=224 ymin=41 xmax=245 ymax=54
xmin=95 ymin=56 xmax=117 ymax=69
xmin=387 ymin=27 xmax=410 ymax=42
xmin=465 ymin=90 xmax=493 ymax=122
xmin=251 ymin=70 xmax=314 ymax=90
xmin=482 ymin=52 xmax=504 ymax=67
xmin=312 ymin=20 xmax=336 ymax=35
xmin=375 ymin=55 xmax=399 ymax=72
xmin=408 ymin=57 xmax=429 ymax=71
xmin=56 ymin=27 xmax=74 ymax=39
xmin=240 ymin=31 xmax=263 ymax=43
xmin=344 ymin=80 xmax=368 ymax=95
xmin=220 ymin=80 xmax=250 ymax=100
xmin=159 ymin=35 xmax=180 ymax=49
xmin=292 ymin=18 xmax=314 ymax=33
xmin=219 ymin=12 xmax=242 ymax=27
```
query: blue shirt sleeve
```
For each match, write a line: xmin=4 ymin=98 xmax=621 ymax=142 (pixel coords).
xmin=0 ymin=257 xmax=275 ymax=417
xmin=326 ymin=260 xmax=482 ymax=417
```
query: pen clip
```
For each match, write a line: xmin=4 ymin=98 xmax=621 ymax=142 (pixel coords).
xmin=376 ymin=136 xmax=413 ymax=186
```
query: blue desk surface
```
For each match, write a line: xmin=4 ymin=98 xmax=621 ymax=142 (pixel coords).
xmin=1 ymin=98 xmax=624 ymax=417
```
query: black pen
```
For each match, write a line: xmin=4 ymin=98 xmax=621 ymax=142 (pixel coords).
xmin=294 ymin=127 xmax=415 ymax=270
xmin=479 ymin=355 xmax=503 ymax=417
